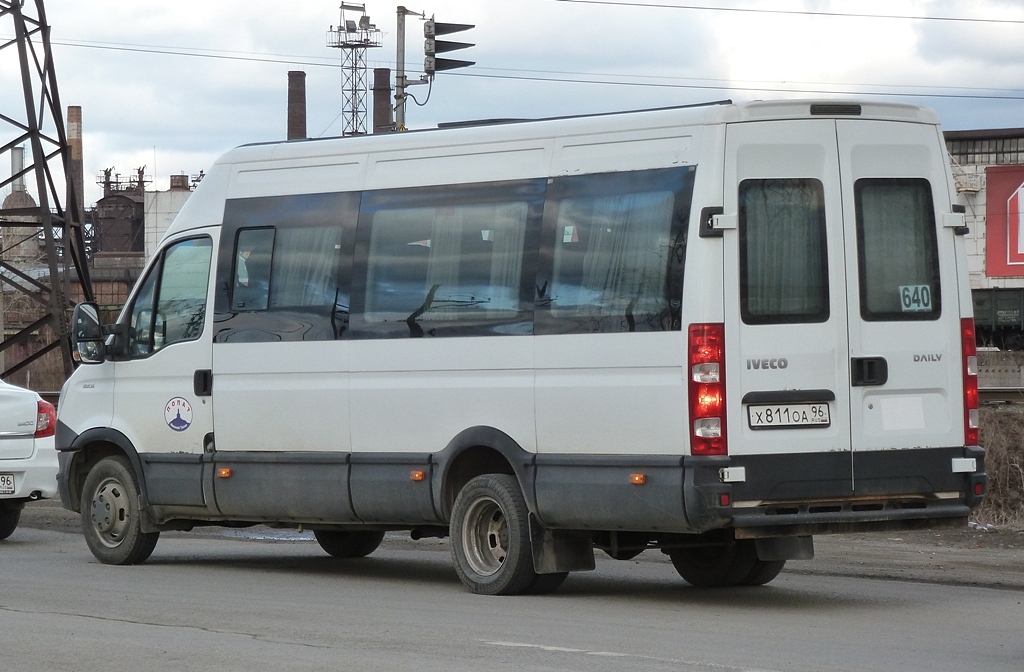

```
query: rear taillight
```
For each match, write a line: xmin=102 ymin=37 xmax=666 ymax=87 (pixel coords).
xmin=35 ymin=400 xmax=56 ymax=439
xmin=961 ymin=318 xmax=979 ymax=446
xmin=688 ymin=323 xmax=727 ymax=456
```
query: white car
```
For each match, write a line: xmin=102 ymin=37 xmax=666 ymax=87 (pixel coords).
xmin=0 ymin=380 xmax=58 ymax=540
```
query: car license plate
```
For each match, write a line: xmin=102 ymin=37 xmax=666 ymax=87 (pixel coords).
xmin=747 ymin=403 xmax=831 ymax=429
xmin=0 ymin=473 xmax=14 ymax=495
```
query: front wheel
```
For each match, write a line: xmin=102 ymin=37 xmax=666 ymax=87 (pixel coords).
xmin=450 ymin=474 xmax=543 ymax=595
xmin=313 ymin=530 xmax=385 ymax=558
xmin=0 ymin=506 xmax=20 ymax=540
xmin=80 ymin=455 xmax=159 ymax=565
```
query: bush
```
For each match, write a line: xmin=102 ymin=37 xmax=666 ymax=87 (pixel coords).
xmin=976 ymin=407 xmax=1024 ymax=528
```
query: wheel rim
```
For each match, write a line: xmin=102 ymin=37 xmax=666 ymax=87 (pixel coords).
xmin=461 ymin=495 xmax=508 ymax=577
xmin=88 ymin=476 xmax=131 ymax=548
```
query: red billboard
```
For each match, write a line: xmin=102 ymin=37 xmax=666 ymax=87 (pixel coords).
xmin=986 ymin=165 xmax=1024 ymax=277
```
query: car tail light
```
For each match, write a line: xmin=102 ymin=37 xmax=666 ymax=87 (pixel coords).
xmin=961 ymin=318 xmax=979 ymax=446
xmin=35 ymin=400 xmax=56 ymax=439
xmin=688 ymin=323 xmax=727 ymax=456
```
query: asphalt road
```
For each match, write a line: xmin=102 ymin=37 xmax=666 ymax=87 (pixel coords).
xmin=3 ymin=502 xmax=1023 ymax=672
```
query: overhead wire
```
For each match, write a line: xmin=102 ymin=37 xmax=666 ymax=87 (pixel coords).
xmin=30 ymin=0 xmax=1024 ymax=105
xmin=447 ymin=71 xmax=1024 ymax=102
xmin=548 ymin=0 xmax=1024 ymax=26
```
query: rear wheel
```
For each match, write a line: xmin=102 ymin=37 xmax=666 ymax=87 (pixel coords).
xmin=313 ymin=530 xmax=386 ymax=558
xmin=0 ymin=506 xmax=20 ymax=540
xmin=450 ymin=474 xmax=542 ymax=595
xmin=740 ymin=558 xmax=786 ymax=586
xmin=668 ymin=538 xmax=758 ymax=587
xmin=80 ymin=455 xmax=159 ymax=565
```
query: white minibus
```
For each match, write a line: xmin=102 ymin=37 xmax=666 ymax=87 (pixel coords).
xmin=58 ymin=99 xmax=985 ymax=594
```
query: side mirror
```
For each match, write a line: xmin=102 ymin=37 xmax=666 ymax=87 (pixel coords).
xmin=71 ymin=302 xmax=105 ymax=364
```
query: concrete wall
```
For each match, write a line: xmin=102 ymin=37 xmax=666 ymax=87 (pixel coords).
xmin=144 ymin=188 xmax=192 ymax=260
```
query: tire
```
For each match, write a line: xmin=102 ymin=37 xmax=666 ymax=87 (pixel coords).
xmin=450 ymin=474 xmax=540 ymax=596
xmin=0 ymin=506 xmax=20 ymax=540
xmin=524 ymin=571 xmax=569 ymax=595
xmin=80 ymin=455 xmax=159 ymax=565
xmin=668 ymin=539 xmax=758 ymax=588
xmin=313 ymin=530 xmax=385 ymax=558
xmin=740 ymin=559 xmax=786 ymax=586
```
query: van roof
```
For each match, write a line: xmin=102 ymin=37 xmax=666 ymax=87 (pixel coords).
xmin=219 ymin=98 xmax=940 ymax=166
xmin=164 ymin=98 xmax=943 ymax=240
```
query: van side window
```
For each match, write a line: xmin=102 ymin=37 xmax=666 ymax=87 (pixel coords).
xmin=127 ymin=237 xmax=213 ymax=357
xmin=739 ymin=179 xmax=829 ymax=324
xmin=270 ymin=226 xmax=344 ymax=309
xmin=217 ymin=193 xmax=356 ymax=342
xmin=354 ymin=180 xmax=545 ymax=337
xmin=232 ymin=228 xmax=275 ymax=311
xmin=537 ymin=167 xmax=693 ymax=334
xmin=855 ymin=178 xmax=940 ymax=321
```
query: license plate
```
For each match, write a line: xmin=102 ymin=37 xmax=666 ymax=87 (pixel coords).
xmin=0 ymin=473 xmax=13 ymax=495
xmin=747 ymin=403 xmax=831 ymax=429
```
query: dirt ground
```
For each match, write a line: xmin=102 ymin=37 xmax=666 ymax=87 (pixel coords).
xmin=16 ymin=499 xmax=1024 ymax=591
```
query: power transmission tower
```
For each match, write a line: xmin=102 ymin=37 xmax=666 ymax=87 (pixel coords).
xmin=1 ymin=0 xmax=93 ymax=382
xmin=327 ymin=3 xmax=383 ymax=136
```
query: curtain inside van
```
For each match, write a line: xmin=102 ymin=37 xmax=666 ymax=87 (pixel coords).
xmin=739 ymin=179 xmax=829 ymax=324
xmin=552 ymin=191 xmax=674 ymax=320
xmin=855 ymin=178 xmax=940 ymax=320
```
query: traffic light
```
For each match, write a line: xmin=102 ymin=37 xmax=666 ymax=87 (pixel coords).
xmin=423 ymin=18 xmax=475 ymax=75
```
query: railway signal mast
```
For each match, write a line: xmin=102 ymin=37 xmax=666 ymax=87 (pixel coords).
xmin=394 ymin=6 xmax=474 ymax=130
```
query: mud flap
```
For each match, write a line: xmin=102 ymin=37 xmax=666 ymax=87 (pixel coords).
xmin=755 ymin=535 xmax=815 ymax=561
xmin=529 ymin=513 xmax=596 ymax=574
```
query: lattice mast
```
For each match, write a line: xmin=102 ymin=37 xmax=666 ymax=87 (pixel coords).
xmin=326 ymin=4 xmax=383 ymax=136
xmin=0 ymin=0 xmax=93 ymax=380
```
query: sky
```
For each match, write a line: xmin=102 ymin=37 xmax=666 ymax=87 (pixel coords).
xmin=3 ymin=0 xmax=1024 ymax=208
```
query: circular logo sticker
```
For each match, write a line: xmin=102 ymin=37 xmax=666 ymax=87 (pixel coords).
xmin=165 ymin=397 xmax=193 ymax=432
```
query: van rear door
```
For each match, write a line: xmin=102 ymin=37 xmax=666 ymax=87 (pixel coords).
xmin=721 ymin=119 xmax=855 ymax=498
xmin=722 ymin=114 xmax=965 ymax=501
xmin=836 ymin=119 xmax=966 ymax=495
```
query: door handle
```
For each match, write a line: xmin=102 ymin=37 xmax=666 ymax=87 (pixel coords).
xmin=851 ymin=357 xmax=888 ymax=387
xmin=193 ymin=369 xmax=213 ymax=397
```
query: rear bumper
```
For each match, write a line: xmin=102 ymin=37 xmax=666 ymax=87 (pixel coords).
xmin=716 ymin=445 xmax=985 ymax=537
xmin=0 ymin=438 xmax=59 ymax=502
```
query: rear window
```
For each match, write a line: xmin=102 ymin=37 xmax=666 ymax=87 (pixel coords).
xmin=855 ymin=178 xmax=940 ymax=321
xmin=739 ymin=178 xmax=829 ymax=324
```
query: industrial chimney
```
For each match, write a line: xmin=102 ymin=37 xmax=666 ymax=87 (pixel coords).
xmin=1 ymin=145 xmax=40 ymax=267
xmin=67 ymin=105 xmax=84 ymax=223
xmin=287 ymin=71 xmax=307 ymax=141
xmin=372 ymin=68 xmax=393 ymax=134
xmin=10 ymin=145 xmax=25 ymax=192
